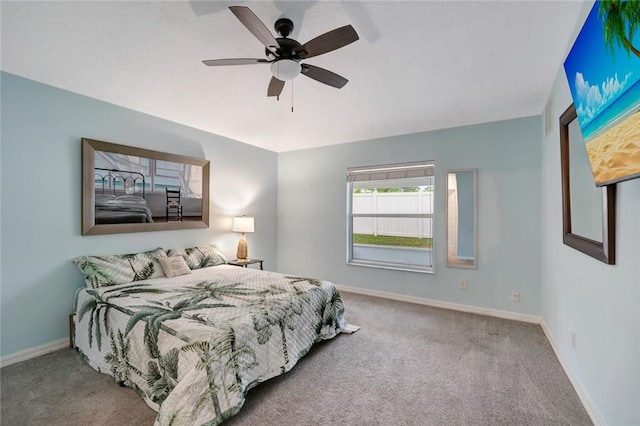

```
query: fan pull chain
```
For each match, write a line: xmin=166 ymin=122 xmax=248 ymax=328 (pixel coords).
xmin=291 ymin=80 xmax=294 ymax=113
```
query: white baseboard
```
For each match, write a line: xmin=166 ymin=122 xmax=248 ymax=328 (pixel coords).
xmin=539 ymin=321 xmax=606 ymax=426
xmin=337 ymin=284 xmax=541 ymax=324
xmin=0 ymin=338 xmax=68 ymax=369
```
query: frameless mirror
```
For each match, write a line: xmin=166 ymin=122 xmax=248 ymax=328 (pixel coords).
xmin=446 ymin=169 xmax=477 ymax=269
xmin=82 ymin=138 xmax=210 ymax=235
xmin=560 ymin=104 xmax=615 ymax=264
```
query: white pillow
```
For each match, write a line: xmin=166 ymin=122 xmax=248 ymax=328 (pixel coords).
xmin=159 ymin=256 xmax=192 ymax=278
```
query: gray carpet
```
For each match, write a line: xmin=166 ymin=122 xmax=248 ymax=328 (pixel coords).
xmin=1 ymin=292 xmax=592 ymax=425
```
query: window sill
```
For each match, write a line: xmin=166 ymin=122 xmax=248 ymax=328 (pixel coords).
xmin=347 ymin=259 xmax=434 ymax=274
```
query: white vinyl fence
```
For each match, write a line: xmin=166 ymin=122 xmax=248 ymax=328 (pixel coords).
xmin=353 ymin=192 xmax=434 ymax=239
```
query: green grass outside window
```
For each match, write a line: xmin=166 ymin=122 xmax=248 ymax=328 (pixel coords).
xmin=353 ymin=234 xmax=433 ymax=248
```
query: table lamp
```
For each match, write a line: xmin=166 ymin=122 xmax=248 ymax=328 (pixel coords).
xmin=232 ymin=216 xmax=254 ymax=261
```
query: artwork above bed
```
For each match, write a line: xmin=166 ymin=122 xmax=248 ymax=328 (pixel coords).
xmin=82 ymin=138 xmax=210 ymax=235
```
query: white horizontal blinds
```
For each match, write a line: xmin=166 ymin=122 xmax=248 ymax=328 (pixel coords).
xmin=351 ymin=177 xmax=430 ymax=190
xmin=347 ymin=161 xmax=434 ymax=182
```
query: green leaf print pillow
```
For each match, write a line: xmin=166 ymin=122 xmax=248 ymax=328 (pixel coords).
xmin=166 ymin=244 xmax=227 ymax=270
xmin=73 ymin=247 xmax=167 ymax=288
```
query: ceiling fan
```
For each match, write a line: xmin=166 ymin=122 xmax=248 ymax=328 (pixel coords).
xmin=202 ymin=6 xmax=359 ymax=98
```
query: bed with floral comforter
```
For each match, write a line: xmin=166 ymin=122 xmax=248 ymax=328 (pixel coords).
xmin=73 ymin=263 xmax=348 ymax=425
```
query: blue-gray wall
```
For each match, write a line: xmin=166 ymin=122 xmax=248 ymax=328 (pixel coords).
xmin=0 ymin=72 xmax=278 ymax=357
xmin=277 ymin=116 xmax=542 ymax=316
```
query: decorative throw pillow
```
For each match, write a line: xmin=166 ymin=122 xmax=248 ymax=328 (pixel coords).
xmin=159 ymin=256 xmax=192 ymax=278
xmin=73 ymin=247 xmax=167 ymax=288
xmin=166 ymin=244 xmax=227 ymax=270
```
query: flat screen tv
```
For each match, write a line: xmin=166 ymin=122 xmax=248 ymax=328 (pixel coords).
xmin=563 ymin=0 xmax=640 ymax=186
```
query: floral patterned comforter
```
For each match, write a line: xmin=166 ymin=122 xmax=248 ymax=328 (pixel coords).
xmin=73 ymin=265 xmax=348 ymax=425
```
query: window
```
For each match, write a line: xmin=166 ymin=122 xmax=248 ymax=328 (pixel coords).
xmin=347 ymin=161 xmax=435 ymax=273
xmin=153 ymin=159 xmax=182 ymax=192
xmin=94 ymin=151 xmax=202 ymax=198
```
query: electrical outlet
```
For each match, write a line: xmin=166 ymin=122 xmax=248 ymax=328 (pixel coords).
xmin=571 ymin=332 xmax=576 ymax=349
xmin=511 ymin=291 xmax=520 ymax=302
xmin=459 ymin=279 xmax=468 ymax=290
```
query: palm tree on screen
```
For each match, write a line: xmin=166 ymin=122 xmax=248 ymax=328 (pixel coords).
xmin=599 ymin=0 xmax=640 ymax=59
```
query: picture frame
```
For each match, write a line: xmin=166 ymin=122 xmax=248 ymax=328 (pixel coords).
xmin=82 ymin=138 xmax=210 ymax=235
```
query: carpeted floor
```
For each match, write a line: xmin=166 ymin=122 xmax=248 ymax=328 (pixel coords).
xmin=1 ymin=292 xmax=592 ymax=425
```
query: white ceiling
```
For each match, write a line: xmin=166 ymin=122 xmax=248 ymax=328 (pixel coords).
xmin=1 ymin=1 xmax=584 ymax=153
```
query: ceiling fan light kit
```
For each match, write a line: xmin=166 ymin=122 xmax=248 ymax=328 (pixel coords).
xmin=202 ymin=6 xmax=359 ymax=98
xmin=270 ymin=59 xmax=301 ymax=81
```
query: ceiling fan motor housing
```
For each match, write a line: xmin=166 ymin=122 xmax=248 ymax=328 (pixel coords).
xmin=269 ymin=19 xmax=305 ymax=81
xmin=274 ymin=18 xmax=294 ymax=38
xmin=265 ymin=37 xmax=306 ymax=61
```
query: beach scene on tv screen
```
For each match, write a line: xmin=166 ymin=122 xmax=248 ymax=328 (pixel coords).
xmin=563 ymin=0 xmax=640 ymax=186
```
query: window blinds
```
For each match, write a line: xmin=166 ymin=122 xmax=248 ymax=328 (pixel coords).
xmin=346 ymin=161 xmax=434 ymax=182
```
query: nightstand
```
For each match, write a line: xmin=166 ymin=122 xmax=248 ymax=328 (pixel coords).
xmin=228 ymin=259 xmax=264 ymax=270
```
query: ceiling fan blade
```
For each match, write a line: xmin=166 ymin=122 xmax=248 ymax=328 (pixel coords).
xmin=267 ymin=77 xmax=285 ymax=97
xmin=296 ymin=25 xmax=359 ymax=59
xmin=202 ymin=58 xmax=269 ymax=66
xmin=229 ymin=6 xmax=279 ymax=53
xmin=300 ymin=64 xmax=348 ymax=88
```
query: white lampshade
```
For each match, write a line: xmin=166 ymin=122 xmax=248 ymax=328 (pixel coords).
xmin=232 ymin=216 xmax=254 ymax=233
xmin=270 ymin=59 xmax=301 ymax=81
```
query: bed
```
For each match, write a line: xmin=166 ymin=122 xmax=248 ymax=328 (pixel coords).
xmin=94 ymin=168 xmax=154 ymax=224
xmin=72 ymin=246 xmax=352 ymax=425
xmin=94 ymin=194 xmax=154 ymax=224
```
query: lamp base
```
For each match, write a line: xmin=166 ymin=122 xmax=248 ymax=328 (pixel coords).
xmin=237 ymin=234 xmax=249 ymax=261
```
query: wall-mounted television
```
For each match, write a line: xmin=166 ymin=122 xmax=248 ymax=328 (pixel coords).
xmin=563 ymin=0 xmax=640 ymax=186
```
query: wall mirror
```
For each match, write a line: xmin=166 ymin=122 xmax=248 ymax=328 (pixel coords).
xmin=82 ymin=138 xmax=210 ymax=235
xmin=560 ymin=104 xmax=615 ymax=264
xmin=446 ymin=168 xmax=477 ymax=269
